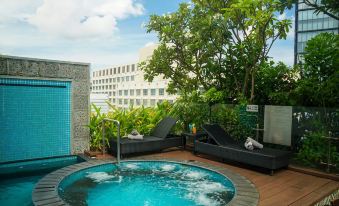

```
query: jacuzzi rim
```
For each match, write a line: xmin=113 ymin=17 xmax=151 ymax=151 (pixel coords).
xmin=32 ymin=159 xmax=259 ymax=206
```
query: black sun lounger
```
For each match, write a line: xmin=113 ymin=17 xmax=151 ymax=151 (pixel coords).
xmin=109 ymin=117 xmax=184 ymax=157
xmin=195 ymin=124 xmax=291 ymax=174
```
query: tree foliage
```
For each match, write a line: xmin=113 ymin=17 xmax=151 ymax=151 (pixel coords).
xmin=139 ymin=0 xmax=292 ymax=103
xmin=255 ymin=61 xmax=299 ymax=105
xmin=295 ymin=33 xmax=339 ymax=107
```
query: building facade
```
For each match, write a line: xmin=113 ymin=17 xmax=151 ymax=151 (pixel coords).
xmin=294 ymin=0 xmax=339 ymax=64
xmin=91 ymin=44 xmax=177 ymax=109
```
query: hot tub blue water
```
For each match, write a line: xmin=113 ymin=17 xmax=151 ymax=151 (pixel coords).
xmin=0 ymin=156 xmax=85 ymax=206
xmin=59 ymin=161 xmax=236 ymax=206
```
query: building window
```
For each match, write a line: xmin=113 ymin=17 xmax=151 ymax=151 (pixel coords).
xmin=124 ymin=99 xmax=128 ymax=105
xmin=159 ymin=88 xmax=165 ymax=96
xmin=130 ymin=99 xmax=134 ymax=105
xmin=117 ymin=77 xmax=120 ymax=82
xmin=143 ymin=99 xmax=148 ymax=106
xmin=124 ymin=90 xmax=128 ymax=96
xmin=113 ymin=85 xmax=116 ymax=89
xmin=99 ymin=80 xmax=101 ymax=84
xmin=158 ymin=99 xmax=163 ymax=104
xmin=122 ymin=66 xmax=125 ymax=73
xmin=109 ymin=92 xmax=112 ymax=96
xmin=110 ymin=69 xmax=112 ymax=75
xmin=113 ymin=78 xmax=116 ymax=83
xmin=118 ymin=67 xmax=120 ymax=73
xmin=143 ymin=89 xmax=148 ymax=96
xmin=119 ymin=99 xmax=122 ymax=105
xmin=132 ymin=64 xmax=135 ymax=72
xmin=136 ymin=99 xmax=141 ymax=105
xmin=136 ymin=89 xmax=141 ymax=96
xmin=110 ymin=78 xmax=112 ymax=83
xmin=151 ymin=89 xmax=156 ymax=96
xmin=114 ymin=68 xmax=116 ymax=74
xmin=169 ymin=100 xmax=174 ymax=104
xmin=109 ymin=85 xmax=112 ymax=89
xmin=127 ymin=65 xmax=130 ymax=72
xmin=93 ymin=72 xmax=95 ymax=77
xmin=119 ymin=90 xmax=122 ymax=96
xmin=113 ymin=99 xmax=116 ymax=103
xmin=150 ymin=99 xmax=156 ymax=106
xmin=106 ymin=79 xmax=108 ymax=83
xmin=113 ymin=92 xmax=116 ymax=96
xmin=130 ymin=89 xmax=134 ymax=96
xmin=121 ymin=77 xmax=124 ymax=82
xmin=126 ymin=76 xmax=129 ymax=81
xmin=131 ymin=75 xmax=134 ymax=81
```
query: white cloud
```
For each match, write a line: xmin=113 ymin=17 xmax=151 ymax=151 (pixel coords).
xmin=25 ymin=0 xmax=144 ymax=39
xmin=144 ymin=41 xmax=156 ymax=47
xmin=93 ymin=0 xmax=144 ymax=19
xmin=0 ymin=0 xmax=41 ymax=23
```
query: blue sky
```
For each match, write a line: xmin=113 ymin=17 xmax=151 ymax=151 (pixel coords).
xmin=0 ymin=0 xmax=295 ymax=71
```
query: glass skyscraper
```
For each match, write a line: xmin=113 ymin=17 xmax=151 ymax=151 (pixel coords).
xmin=294 ymin=0 xmax=339 ymax=64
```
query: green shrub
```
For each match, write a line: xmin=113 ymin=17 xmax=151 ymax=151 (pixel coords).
xmin=88 ymin=101 xmax=175 ymax=151
xmin=296 ymin=131 xmax=339 ymax=168
xmin=88 ymin=104 xmax=107 ymax=151
xmin=211 ymin=104 xmax=254 ymax=141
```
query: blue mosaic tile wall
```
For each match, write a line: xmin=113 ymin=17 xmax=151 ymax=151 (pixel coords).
xmin=0 ymin=78 xmax=71 ymax=163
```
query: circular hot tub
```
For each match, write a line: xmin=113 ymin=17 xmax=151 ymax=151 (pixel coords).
xmin=32 ymin=160 xmax=259 ymax=206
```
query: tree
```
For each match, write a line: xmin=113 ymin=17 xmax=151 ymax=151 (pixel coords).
xmin=295 ymin=33 xmax=339 ymax=107
xmin=255 ymin=61 xmax=299 ymax=105
xmin=302 ymin=0 xmax=339 ymax=21
xmin=139 ymin=0 xmax=291 ymax=103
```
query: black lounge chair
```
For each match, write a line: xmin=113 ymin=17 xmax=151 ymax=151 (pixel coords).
xmin=195 ymin=124 xmax=291 ymax=174
xmin=109 ymin=117 xmax=184 ymax=157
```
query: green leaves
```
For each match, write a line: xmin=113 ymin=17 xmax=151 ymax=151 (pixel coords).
xmin=296 ymin=33 xmax=339 ymax=107
xmin=88 ymin=101 xmax=176 ymax=151
xmin=297 ymin=131 xmax=339 ymax=168
xmin=140 ymin=0 xmax=292 ymax=103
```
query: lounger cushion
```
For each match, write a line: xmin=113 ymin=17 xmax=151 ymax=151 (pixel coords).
xmin=120 ymin=136 xmax=162 ymax=144
xmin=202 ymin=124 xmax=237 ymax=145
xmin=198 ymin=123 xmax=291 ymax=171
xmin=109 ymin=135 xmax=183 ymax=155
xmin=151 ymin=117 xmax=177 ymax=139
xmin=195 ymin=141 xmax=291 ymax=170
xmin=108 ymin=116 xmax=182 ymax=156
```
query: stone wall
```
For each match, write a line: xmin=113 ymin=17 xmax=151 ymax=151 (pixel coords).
xmin=0 ymin=55 xmax=90 ymax=154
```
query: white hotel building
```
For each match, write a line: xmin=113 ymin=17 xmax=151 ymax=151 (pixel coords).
xmin=91 ymin=44 xmax=177 ymax=109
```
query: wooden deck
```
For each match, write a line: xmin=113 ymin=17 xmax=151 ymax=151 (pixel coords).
xmin=108 ymin=149 xmax=339 ymax=206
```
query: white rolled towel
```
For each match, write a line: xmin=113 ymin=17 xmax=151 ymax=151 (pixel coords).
xmin=244 ymin=139 xmax=254 ymax=150
xmin=247 ymin=137 xmax=263 ymax=149
xmin=127 ymin=134 xmax=143 ymax=140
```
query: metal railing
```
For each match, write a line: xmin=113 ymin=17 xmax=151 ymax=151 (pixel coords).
xmin=102 ymin=118 xmax=121 ymax=164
